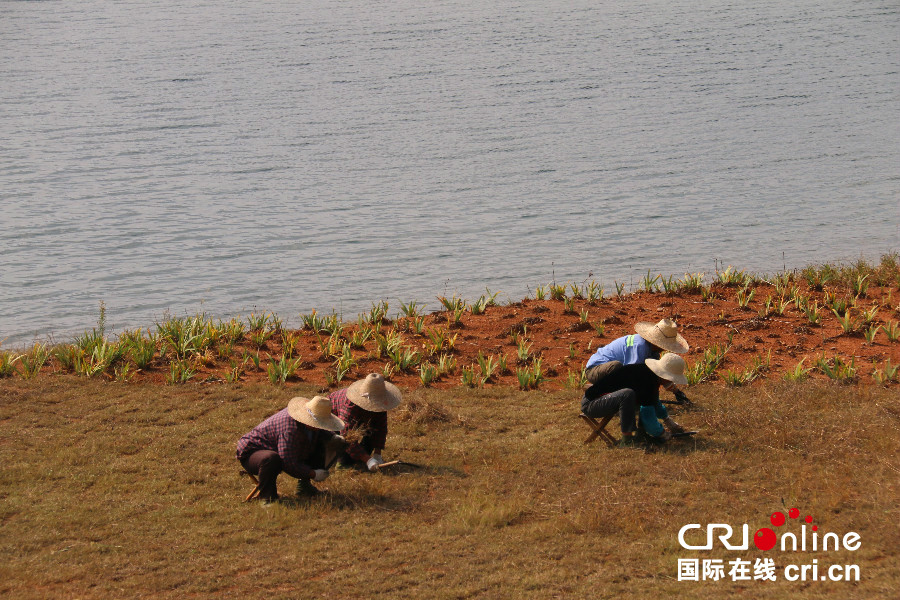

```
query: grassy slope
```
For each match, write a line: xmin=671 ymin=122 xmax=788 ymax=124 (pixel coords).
xmin=1 ymin=377 xmax=898 ymax=599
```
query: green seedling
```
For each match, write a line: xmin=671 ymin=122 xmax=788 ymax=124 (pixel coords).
xmin=437 ymin=295 xmax=465 ymax=312
xmin=568 ymin=343 xmax=577 ymax=360
xmin=594 ymin=320 xmax=605 ymax=337
xmin=166 ymin=358 xmax=196 ymax=385
xmin=437 ymin=353 xmax=457 ymax=375
xmin=548 ymin=283 xmax=567 ymax=301
xmin=579 ymin=308 xmax=590 ymax=324
xmin=852 ymin=274 xmax=869 ymax=298
xmin=563 ymin=297 xmax=576 ymax=314
xmin=246 ymin=312 xmax=271 ymax=332
xmin=686 ymin=344 xmax=728 ymax=385
xmin=534 ymin=285 xmax=547 ymax=301
xmin=475 ymin=351 xmax=497 ymax=385
xmin=882 ymin=321 xmax=899 ymax=342
xmin=565 ymin=367 xmax=588 ymax=389
xmin=660 ymin=275 xmax=679 ymax=294
xmin=225 ymin=358 xmax=247 ymax=383
xmin=448 ymin=305 xmax=465 ymax=327
xmin=584 ymin=280 xmax=603 ymax=302
xmin=801 ymin=265 xmax=834 ymax=291
xmin=268 ymin=352 xmax=303 ymax=384
xmin=349 ymin=326 xmax=373 ymax=350
xmin=864 ymin=324 xmax=879 ymax=344
xmin=641 ymin=270 xmax=661 ymax=293
xmin=815 ymin=354 xmax=857 ymax=384
xmin=716 ymin=266 xmax=749 ymax=287
xmin=516 ymin=357 xmax=545 ymax=390
xmin=680 ymin=272 xmax=705 ymax=293
xmin=758 ymin=295 xmax=774 ymax=318
xmin=783 ymin=358 xmax=812 ymax=382
xmin=802 ymin=300 xmax=822 ymax=326
xmin=833 ymin=308 xmax=859 ymax=334
xmin=460 ymin=365 xmax=477 ymax=388
xmin=419 ymin=362 xmax=439 ymax=387
xmin=20 ymin=343 xmax=50 ymax=379
xmin=0 ymin=349 xmax=23 ymax=378
xmin=516 ymin=338 xmax=533 ymax=364
xmin=872 ymin=358 xmax=898 ymax=385
xmin=398 ymin=300 xmax=423 ymax=319
xmin=568 ymin=283 xmax=583 ymax=299
xmin=470 ymin=296 xmax=488 ymax=315
xmin=861 ymin=306 xmax=878 ymax=325
xmin=736 ymin=286 xmax=756 ymax=309
xmin=250 ymin=328 xmax=274 ymax=349
xmin=614 ymin=281 xmax=626 ymax=299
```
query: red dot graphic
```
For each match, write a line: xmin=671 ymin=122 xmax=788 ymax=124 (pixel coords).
xmin=813 ymin=526 xmax=818 ymax=531
xmin=770 ymin=511 xmax=786 ymax=527
xmin=754 ymin=528 xmax=777 ymax=551
xmin=789 ymin=508 xmax=800 ymax=519
xmin=805 ymin=515 xmax=813 ymax=523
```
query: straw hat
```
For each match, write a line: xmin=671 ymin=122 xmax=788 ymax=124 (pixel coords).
xmin=645 ymin=353 xmax=688 ymax=386
xmin=346 ymin=373 xmax=402 ymax=412
xmin=287 ymin=396 xmax=345 ymax=431
xmin=634 ymin=318 xmax=689 ymax=354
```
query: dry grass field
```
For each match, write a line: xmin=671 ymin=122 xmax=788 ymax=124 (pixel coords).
xmin=1 ymin=376 xmax=898 ymax=599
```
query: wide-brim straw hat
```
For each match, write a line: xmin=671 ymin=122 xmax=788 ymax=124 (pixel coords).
xmin=346 ymin=373 xmax=402 ymax=412
xmin=645 ymin=353 xmax=688 ymax=386
xmin=635 ymin=318 xmax=689 ymax=354
xmin=287 ymin=396 xmax=345 ymax=431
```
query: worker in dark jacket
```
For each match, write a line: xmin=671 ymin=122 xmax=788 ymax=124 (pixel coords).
xmin=581 ymin=353 xmax=689 ymax=444
xmin=236 ymin=395 xmax=346 ymax=502
xmin=329 ymin=373 xmax=402 ymax=471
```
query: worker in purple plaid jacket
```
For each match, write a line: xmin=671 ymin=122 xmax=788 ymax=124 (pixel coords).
xmin=329 ymin=373 xmax=403 ymax=472
xmin=237 ymin=395 xmax=346 ymax=502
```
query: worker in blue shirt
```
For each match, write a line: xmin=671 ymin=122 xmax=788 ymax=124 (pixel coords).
xmin=582 ymin=318 xmax=691 ymax=441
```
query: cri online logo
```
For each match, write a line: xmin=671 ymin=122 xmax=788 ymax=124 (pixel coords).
xmin=679 ymin=507 xmax=861 ymax=552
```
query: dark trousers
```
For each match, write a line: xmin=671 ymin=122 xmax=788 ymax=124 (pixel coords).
xmin=581 ymin=388 xmax=637 ymax=434
xmin=240 ymin=446 xmax=327 ymax=501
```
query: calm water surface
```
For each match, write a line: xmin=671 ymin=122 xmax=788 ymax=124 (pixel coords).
xmin=1 ymin=0 xmax=898 ymax=345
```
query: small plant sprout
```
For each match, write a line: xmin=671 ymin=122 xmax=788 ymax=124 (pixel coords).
xmin=660 ymin=275 xmax=679 ymax=294
xmin=641 ymin=270 xmax=661 ymax=293
xmin=568 ymin=343 xmax=577 ymax=360
xmin=852 ymin=274 xmax=870 ymax=298
xmin=686 ymin=344 xmax=728 ymax=385
xmin=758 ymin=295 xmax=774 ymax=318
xmin=833 ymin=308 xmax=859 ymax=334
xmin=872 ymin=358 xmax=898 ymax=385
xmin=349 ymin=326 xmax=373 ymax=350
xmin=680 ymin=272 xmax=705 ymax=293
xmin=246 ymin=312 xmax=271 ymax=332
xmin=167 ymin=358 xmax=196 ymax=384
xmin=815 ymin=354 xmax=858 ymax=384
xmin=614 ymin=281 xmax=626 ymax=299
xmin=579 ymin=308 xmax=590 ymax=324
xmin=398 ymin=300 xmax=423 ymax=319
xmin=864 ymin=324 xmax=879 ymax=344
xmin=882 ymin=320 xmax=900 ymax=342
xmin=470 ymin=295 xmax=488 ymax=315
xmin=483 ymin=288 xmax=500 ymax=306
xmin=437 ymin=353 xmax=457 ymax=375
xmin=534 ymin=285 xmax=547 ymax=301
xmin=20 ymin=343 xmax=50 ymax=379
xmin=783 ymin=358 xmax=812 ymax=382
xmin=563 ymin=297 xmax=576 ymax=314
xmin=225 ymin=358 xmax=247 ymax=383
xmin=516 ymin=357 xmax=545 ymax=390
xmin=568 ymin=283 xmax=584 ymax=299
xmin=437 ymin=295 xmax=465 ymax=312
xmin=802 ymin=299 xmax=822 ymax=326
xmin=565 ymin=367 xmax=588 ymax=389
xmin=861 ymin=305 xmax=879 ymax=325
xmin=548 ymin=283 xmax=567 ymax=301
xmin=594 ymin=320 xmax=605 ymax=337
xmin=419 ymin=362 xmax=439 ymax=387
xmin=495 ymin=353 xmax=509 ymax=375
xmin=584 ymin=280 xmax=603 ymax=302
xmin=516 ymin=338 xmax=533 ymax=364
xmin=736 ymin=285 xmax=756 ymax=309
xmin=269 ymin=353 xmax=304 ymax=384
xmin=364 ymin=301 xmax=389 ymax=325
xmin=475 ymin=351 xmax=497 ymax=385
xmin=460 ymin=364 xmax=477 ymax=388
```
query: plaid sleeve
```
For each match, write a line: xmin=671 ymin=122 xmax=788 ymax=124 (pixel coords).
xmin=275 ymin=412 xmax=314 ymax=479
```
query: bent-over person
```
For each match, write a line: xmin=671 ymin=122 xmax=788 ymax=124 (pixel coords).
xmin=329 ymin=373 xmax=402 ymax=471
xmin=581 ymin=353 xmax=689 ymax=444
xmin=585 ymin=317 xmax=692 ymax=404
xmin=236 ymin=395 xmax=346 ymax=502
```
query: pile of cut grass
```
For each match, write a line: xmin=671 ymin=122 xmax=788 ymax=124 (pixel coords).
xmin=1 ymin=377 xmax=898 ymax=598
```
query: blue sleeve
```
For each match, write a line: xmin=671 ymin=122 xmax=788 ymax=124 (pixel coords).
xmin=639 ymin=405 xmax=665 ymax=437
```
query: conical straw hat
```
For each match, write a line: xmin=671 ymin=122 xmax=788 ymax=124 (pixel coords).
xmin=346 ymin=373 xmax=402 ymax=412
xmin=634 ymin=318 xmax=689 ymax=354
xmin=287 ymin=396 xmax=345 ymax=431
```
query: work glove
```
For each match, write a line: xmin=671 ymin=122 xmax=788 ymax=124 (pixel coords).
xmin=312 ymin=469 xmax=329 ymax=482
xmin=366 ymin=457 xmax=380 ymax=472
xmin=673 ymin=389 xmax=692 ymax=405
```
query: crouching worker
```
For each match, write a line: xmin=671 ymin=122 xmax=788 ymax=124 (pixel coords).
xmin=329 ymin=373 xmax=402 ymax=472
xmin=584 ymin=318 xmax=692 ymax=405
xmin=236 ymin=396 xmax=347 ymax=502
xmin=581 ymin=353 xmax=689 ymax=444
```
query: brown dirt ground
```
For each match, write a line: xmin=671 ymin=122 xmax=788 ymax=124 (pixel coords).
xmin=28 ymin=279 xmax=900 ymax=392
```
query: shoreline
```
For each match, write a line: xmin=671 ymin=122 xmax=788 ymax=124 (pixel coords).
xmin=2 ymin=256 xmax=899 ymax=390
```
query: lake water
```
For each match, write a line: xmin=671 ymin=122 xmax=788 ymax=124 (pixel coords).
xmin=1 ymin=0 xmax=898 ymax=346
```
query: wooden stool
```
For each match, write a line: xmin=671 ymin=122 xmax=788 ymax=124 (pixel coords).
xmin=580 ymin=413 xmax=618 ymax=448
xmin=243 ymin=473 xmax=261 ymax=502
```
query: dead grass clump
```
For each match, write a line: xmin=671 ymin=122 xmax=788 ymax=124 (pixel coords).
xmin=394 ymin=393 xmax=455 ymax=425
